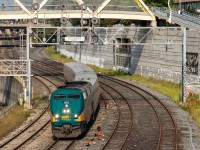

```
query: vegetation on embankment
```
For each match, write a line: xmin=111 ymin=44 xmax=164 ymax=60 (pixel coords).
xmin=0 ymin=82 xmax=48 ymax=140
xmin=44 ymin=46 xmax=74 ymax=63
xmin=45 ymin=46 xmax=200 ymax=127
xmin=0 ymin=105 xmax=31 ymax=140
xmin=182 ymin=94 xmax=200 ymax=126
xmin=117 ymin=75 xmax=200 ymax=127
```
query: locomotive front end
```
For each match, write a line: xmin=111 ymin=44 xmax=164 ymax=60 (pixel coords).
xmin=50 ymin=89 xmax=85 ymax=138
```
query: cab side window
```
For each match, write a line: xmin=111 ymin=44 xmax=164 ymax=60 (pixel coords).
xmin=83 ymin=92 xmax=87 ymax=100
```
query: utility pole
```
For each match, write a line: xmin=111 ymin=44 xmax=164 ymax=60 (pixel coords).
xmin=182 ymin=27 xmax=186 ymax=103
xmin=179 ymin=0 xmax=182 ymax=10
xmin=26 ymin=27 xmax=32 ymax=109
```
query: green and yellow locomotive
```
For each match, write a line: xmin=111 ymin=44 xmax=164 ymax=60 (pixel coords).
xmin=50 ymin=62 xmax=99 ymax=138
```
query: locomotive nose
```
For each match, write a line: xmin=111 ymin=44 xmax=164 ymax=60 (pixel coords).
xmin=61 ymin=124 xmax=73 ymax=133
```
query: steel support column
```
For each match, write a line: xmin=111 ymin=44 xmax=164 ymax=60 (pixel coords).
xmin=182 ymin=27 xmax=186 ymax=103
xmin=26 ymin=27 xmax=32 ymax=109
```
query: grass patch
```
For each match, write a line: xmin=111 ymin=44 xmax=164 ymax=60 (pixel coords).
xmin=181 ymin=94 xmax=200 ymax=126
xmin=87 ymin=64 xmax=130 ymax=76
xmin=32 ymin=90 xmax=48 ymax=108
xmin=0 ymin=84 xmax=48 ymax=140
xmin=0 ymin=105 xmax=31 ymax=140
xmin=118 ymin=75 xmax=181 ymax=103
xmin=45 ymin=46 xmax=200 ymax=127
xmin=32 ymin=95 xmax=48 ymax=108
xmin=44 ymin=46 xmax=74 ymax=63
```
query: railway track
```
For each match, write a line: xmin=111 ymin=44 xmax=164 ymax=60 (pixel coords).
xmin=0 ymin=76 xmax=58 ymax=150
xmin=99 ymin=82 xmax=133 ymax=150
xmin=1 ymin=47 xmax=181 ymax=149
xmin=98 ymin=75 xmax=178 ymax=150
xmin=45 ymin=139 xmax=76 ymax=150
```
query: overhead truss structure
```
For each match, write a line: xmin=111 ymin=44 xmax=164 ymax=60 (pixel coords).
xmin=30 ymin=26 xmax=184 ymax=46
xmin=0 ymin=0 xmax=155 ymax=21
xmin=0 ymin=27 xmax=32 ymax=108
xmin=0 ymin=60 xmax=28 ymax=76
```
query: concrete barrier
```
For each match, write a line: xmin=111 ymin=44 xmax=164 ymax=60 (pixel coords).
xmin=0 ymin=76 xmax=22 ymax=106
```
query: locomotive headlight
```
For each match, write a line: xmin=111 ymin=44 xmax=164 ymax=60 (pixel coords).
xmin=66 ymin=109 xmax=70 ymax=113
xmin=65 ymin=104 xmax=68 ymax=107
xmin=63 ymin=109 xmax=70 ymax=113
xmin=55 ymin=114 xmax=59 ymax=119
xmin=74 ymin=114 xmax=78 ymax=118
xmin=63 ymin=109 xmax=67 ymax=113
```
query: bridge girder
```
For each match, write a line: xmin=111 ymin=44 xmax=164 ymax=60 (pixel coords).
xmin=0 ymin=0 xmax=155 ymax=21
xmin=0 ymin=10 xmax=153 ymax=20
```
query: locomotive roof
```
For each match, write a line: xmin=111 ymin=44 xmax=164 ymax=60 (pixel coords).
xmin=58 ymin=81 xmax=91 ymax=91
xmin=64 ymin=62 xmax=97 ymax=86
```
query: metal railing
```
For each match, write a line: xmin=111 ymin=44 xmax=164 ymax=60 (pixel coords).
xmin=150 ymin=6 xmax=200 ymax=30
xmin=0 ymin=5 xmax=142 ymax=12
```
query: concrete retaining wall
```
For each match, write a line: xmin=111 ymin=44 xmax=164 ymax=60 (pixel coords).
xmin=58 ymin=28 xmax=200 ymax=84
xmin=0 ymin=76 xmax=23 ymax=105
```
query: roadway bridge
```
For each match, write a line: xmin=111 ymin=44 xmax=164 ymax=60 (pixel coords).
xmin=0 ymin=0 xmax=155 ymax=21
xmin=1 ymin=0 xmax=200 ymax=31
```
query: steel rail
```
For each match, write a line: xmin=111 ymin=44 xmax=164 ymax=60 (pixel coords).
xmin=99 ymin=81 xmax=133 ymax=150
xmin=13 ymin=120 xmax=51 ymax=150
xmin=0 ymin=75 xmax=58 ymax=148
xmin=100 ymin=75 xmax=178 ymax=150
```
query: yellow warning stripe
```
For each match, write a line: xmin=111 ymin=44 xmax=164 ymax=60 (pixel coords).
xmin=76 ymin=111 xmax=85 ymax=122
xmin=135 ymin=0 xmax=156 ymax=21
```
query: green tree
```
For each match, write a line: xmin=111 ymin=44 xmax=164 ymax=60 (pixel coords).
xmin=144 ymin=0 xmax=168 ymax=7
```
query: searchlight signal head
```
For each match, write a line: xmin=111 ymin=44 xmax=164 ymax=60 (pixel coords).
xmin=81 ymin=4 xmax=87 ymax=11
xmin=32 ymin=17 xmax=37 ymax=24
xmin=60 ymin=17 xmax=68 ymax=25
xmin=61 ymin=3 xmax=67 ymax=10
xmin=92 ymin=4 xmax=98 ymax=11
xmin=91 ymin=17 xmax=99 ymax=25
xmin=32 ymin=3 xmax=39 ymax=10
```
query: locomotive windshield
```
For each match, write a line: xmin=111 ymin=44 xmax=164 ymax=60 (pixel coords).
xmin=54 ymin=94 xmax=66 ymax=100
xmin=67 ymin=94 xmax=80 ymax=99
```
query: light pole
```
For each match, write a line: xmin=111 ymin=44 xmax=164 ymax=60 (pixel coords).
xmin=182 ymin=27 xmax=186 ymax=103
xmin=179 ymin=0 xmax=182 ymax=11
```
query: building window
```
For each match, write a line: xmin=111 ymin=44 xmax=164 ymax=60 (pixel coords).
xmin=116 ymin=56 xmax=131 ymax=67
xmin=186 ymin=52 xmax=198 ymax=75
xmin=116 ymin=38 xmax=130 ymax=54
